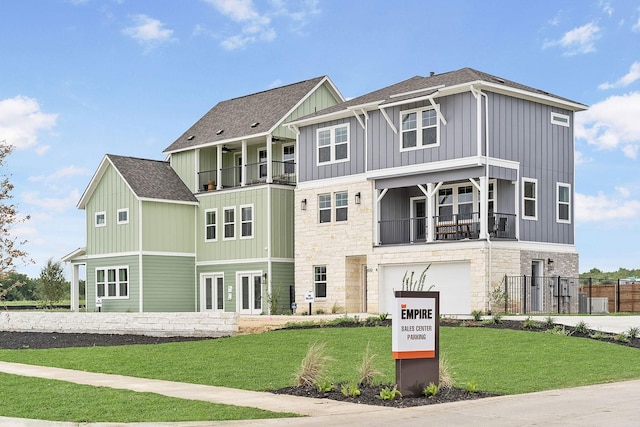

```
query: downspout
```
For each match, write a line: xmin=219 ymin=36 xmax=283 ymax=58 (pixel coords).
xmin=267 ymin=184 xmax=272 ymax=314
xmin=138 ymin=199 xmax=143 ymax=313
xmin=481 ymin=88 xmax=492 ymax=313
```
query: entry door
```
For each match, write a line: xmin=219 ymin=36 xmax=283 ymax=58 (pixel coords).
xmin=201 ymin=274 xmax=224 ymax=312
xmin=411 ymin=198 xmax=426 ymax=242
xmin=530 ymin=261 xmax=543 ymax=312
xmin=235 ymin=153 xmax=242 ymax=186
xmin=238 ymin=273 xmax=262 ymax=314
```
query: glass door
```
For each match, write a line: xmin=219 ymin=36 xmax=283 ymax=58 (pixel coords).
xmin=411 ymin=198 xmax=426 ymax=242
xmin=201 ymin=274 xmax=224 ymax=312
xmin=238 ymin=273 xmax=262 ymax=314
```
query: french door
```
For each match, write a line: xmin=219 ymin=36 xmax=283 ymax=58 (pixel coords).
xmin=201 ymin=274 xmax=224 ymax=312
xmin=238 ymin=272 xmax=262 ymax=314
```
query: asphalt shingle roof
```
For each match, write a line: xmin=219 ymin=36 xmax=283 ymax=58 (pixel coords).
xmin=107 ymin=154 xmax=198 ymax=203
xmin=163 ymin=76 xmax=327 ymax=153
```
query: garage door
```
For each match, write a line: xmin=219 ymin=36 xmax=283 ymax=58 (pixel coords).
xmin=379 ymin=262 xmax=471 ymax=315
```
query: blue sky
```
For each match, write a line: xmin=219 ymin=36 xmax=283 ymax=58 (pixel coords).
xmin=1 ymin=0 xmax=639 ymax=278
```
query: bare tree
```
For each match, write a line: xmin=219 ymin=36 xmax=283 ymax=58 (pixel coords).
xmin=0 ymin=141 xmax=32 ymax=304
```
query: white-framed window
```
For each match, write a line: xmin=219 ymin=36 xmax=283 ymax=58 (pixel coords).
xmin=523 ymin=178 xmax=538 ymax=220
xmin=117 ymin=208 xmax=129 ymax=225
xmin=401 ymin=106 xmax=439 ymax=150
xmin=258 ymin=148 xmax=267 ymax=178
xmin=319 ymin=193 xmax=331 ymax=223
xmin=96 ymin=266 xmax=129 ymax=299
xmin=223 ymin=206 xmax=236 ymax=240
xmin=335 ymin=191 xmax=348 ymax=222
xmin=283 ymin=144 xmax=295 ymax=174
xmin=205 ymin=208 xmax=217 ymax=242
xmin=95 ymin=211 xmax=106 ymax=227
xmin=557 ymin=183 xmax=571 ymax=223
xmin=438 ymin=188 xmax=454 ymax=221
xmin=314 ymin=265 xmax=327 ymax=298
xmin=317 ymin=123 xmax=349 ymax=165
xmin=551 ymin=112 xmax=570 ymax=127
xmin=240 ymin=204 xmax=254 ymax=238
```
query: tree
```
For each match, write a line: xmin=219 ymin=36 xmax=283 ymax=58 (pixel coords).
xmin=0 ymin=272 xmax=38 ymax=301
xmin=0 ymin=142 xmax=32 ymax=304
xmin=38 ymin=259 xmax=68 ymax=308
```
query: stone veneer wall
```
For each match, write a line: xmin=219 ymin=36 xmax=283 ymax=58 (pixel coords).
xmin=0 ymin=312 xmax=238 ymax=337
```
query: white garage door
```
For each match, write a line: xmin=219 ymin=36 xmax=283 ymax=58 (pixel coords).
xmin=379 ymin=262 xmax=471 ymax=315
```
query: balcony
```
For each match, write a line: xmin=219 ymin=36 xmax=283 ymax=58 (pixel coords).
xmin=198 ymin=160 xmax=296 ymax=192
xmin=378 ymin=212 xmax=516 ymax=245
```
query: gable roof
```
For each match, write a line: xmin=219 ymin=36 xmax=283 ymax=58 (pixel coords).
xmin=77 ymin=154 xmax=198 ymax=209
xmin=163 ymin=76 xmax=342 ymax=154
xmin=289 ymin=67 xmax=588 ymax=126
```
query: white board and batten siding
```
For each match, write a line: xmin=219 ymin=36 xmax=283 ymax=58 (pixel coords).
xmin=379 ymin=262 xmax=471 ymax=316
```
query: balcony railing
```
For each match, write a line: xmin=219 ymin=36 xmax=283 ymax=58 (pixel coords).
xmin=197 ymin=160 xmax=296 ymax=192
xmin=378 ymin=212 xmax=516 ymax=245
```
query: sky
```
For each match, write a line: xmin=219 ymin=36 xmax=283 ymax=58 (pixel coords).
xmin=1 ymin=0 xmax=639 ymax=278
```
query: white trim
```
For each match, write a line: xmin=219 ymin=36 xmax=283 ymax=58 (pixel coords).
xmin=223 ymin=206 xmax=236 ymax=241
xmin=365 ymin=156 xmax=519 ymax=180
xmin=556 ymin=182 xmax=571 ymax=224
xmin=236 ymin=270 xmax=264 ymax=314
xmin=85 ymin=251 xmax=196 ymax=259
xmin=138 ymin=197 xmax=199 ymax=206
xmin=196 ymin=257 xmax=293 ymax=266
xmin=95 ymin=211 xmax=106 ymax=227
xmin=239 ymin=204 xmax=254 ymax=239
xmin=296 ymin=172 xmax=367 ymax=190
xmin=390 ymin=84 xmax=445 ymax=99
xmin=399 ymin=105 xmax=440 ymax=151
xmin=204 ymin=208 xmax=218 ymax=242
xmin=200 ymin=272 xmax=225 ymax=312
xmin=522 ymin=178 xmax=538 ymax=220
xmin=117 ymin=208 xmax=129 ymax=225
xmin=316 ymin=123 xmax=350 ymax=165
xmin=551 ymin=112 xmax=570 ymax=127
xmin=95 ymin=265 xmax=130 ymax=300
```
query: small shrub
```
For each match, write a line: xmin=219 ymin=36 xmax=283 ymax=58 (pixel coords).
xmin=544 ymin=315 xmax=555 ymax=327
xmin=589 ymin=330 xmax=609 ymax=340
xmin=315 ymin=380 xmax=334 ymax=393
xmin=626 ymin=326 xmax=640 ymax=340
xmin=465 ymin=381 xmax=479 ymax=393
xmin=545 ymin=325 xmax=573 ymax=336
xmin=293 ymin=342 xmax=332 ymax=387
xmin=379 ymin=312 xmax=388 ymax=321
xmin=379 ymin=385 xmax=402 ymax=401
xmin=423 ymin=382 xmax=439 ymax=397
xmin=357 ymin=342 xmax=380 ymax=387
xmin=482 ymin=313 xmax=502 ymax=325
xmin=340 ymin=383 xmax=361 ymax=398
xmin=523 ymin=316 xmax=542 ymax=329
xmin=574 ymin=320 xmax=589 ymax=334
xmin=331 ymin=301 xmax=342 ymax=314
xmin=364 ymin=316 xmax=380 ymax=327
xmin=439 ymin=355 xmax=453 ymax=388
xmin=315 ymin=309 xmax=325 ymax=315
xmin=613 ymin=333 xmax=629 ymax=343
xmin=470 ymin=310 xmax=483 ymax=321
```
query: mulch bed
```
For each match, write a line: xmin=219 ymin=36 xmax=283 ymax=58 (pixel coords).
xmin=0 ymin=332 xmax=212 ymax=349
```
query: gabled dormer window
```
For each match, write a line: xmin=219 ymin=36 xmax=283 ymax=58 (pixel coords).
xmin=401 ymin=106 xmax=439 ymax=151
xmin=317 ymin=124 xmax=349 ymax=165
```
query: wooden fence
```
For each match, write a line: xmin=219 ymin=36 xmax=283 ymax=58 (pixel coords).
xmin=579 ymin=281 xmax=640 ymax=313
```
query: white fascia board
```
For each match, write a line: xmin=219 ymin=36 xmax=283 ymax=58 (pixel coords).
xmin=139 ymin=197 xmax=199 ymax=206
xmin=365 ymin=156 xmax=519 ymax=180
xmin=296 ymin=172 xmax=368 ymax=190
xmin=287 ymin=100 xmax=384 ymax=128
xmin=382 ymin=92 xmax=440 ymax=109
xmin=475 ymin=81 xmax=588 ymax=112
xmin=163 ymin=132 xmax=272 ymax=155
xmin=61 ymin=247 xmax=87 ymax=263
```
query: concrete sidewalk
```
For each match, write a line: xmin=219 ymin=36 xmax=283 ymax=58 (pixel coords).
xmin=1 ymin=361 xmax=639 ymax=427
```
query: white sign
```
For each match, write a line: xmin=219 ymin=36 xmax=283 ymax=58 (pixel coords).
xmin=96 ymin=297 xmax=103 ymax=308
xmin=304 ymin=291 xmax=315 ymax=303
xmin=392 ymin=295 xmax=436 ymax=359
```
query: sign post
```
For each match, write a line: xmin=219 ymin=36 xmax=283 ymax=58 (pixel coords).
xmin=392 ymin=291 xmax=440 ymax=396
xmin=304 ymin=291 xmax=314 ymax=315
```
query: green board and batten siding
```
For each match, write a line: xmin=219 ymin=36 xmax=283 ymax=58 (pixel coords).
xmin=86 ymin=166 xmax=139 ymax=254
xmin=141 ymin=201 xmax=195 ymax=253
xmin=169 ymin=150 xmax=196 ymax=192
xmin=270 ymin=188 xmax=295 ymax=259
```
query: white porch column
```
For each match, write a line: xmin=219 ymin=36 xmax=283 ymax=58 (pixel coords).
xmin=216 ymin=145 xmax=223 ymax=190
xmin=427 ymin=183 xmax=435 ymax=242
xmin=266 ymin=134 xmax=273 ymax=184
xmin=70 ymin=264 xmax=80 ymax=312
xmin=479 ymin=176 xmax=488 ymax=239
xmin=241 ymin=140 xmax=247 ymax=187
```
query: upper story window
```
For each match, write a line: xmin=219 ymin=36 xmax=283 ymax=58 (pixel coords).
xmin=523 ymin=178 xmax=538 ymax=220
xmin=317 ymin=124 xmax=349 ymax=165
xmin=401 ymin=106 xmax=439 ymax=151
xmin=117 ymin=208 xmax=129 ymax=225
xmin=551 ymin=112 xmax=570 ymax=127
xmin=95 ymin=212 xmax=106 ymax=227
xmin=223 ymin=206 xmax=236 ymax=240
xmin=205 ymin=209 xmax=217 ymax=242
xmin=557 ymin=183 xmax=571 ymax=223
xmin=240 ymin=204 xmax=254 ymax=238
xmin=283 ymin=144 xmax=295 ymax=174
xmin=319 ymin=193 xmax=331 ymax=223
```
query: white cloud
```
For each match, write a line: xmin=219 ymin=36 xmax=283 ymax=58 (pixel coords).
xmin=204 ymin=0 xmax=319 ymax=50
xmin=633 ymin=17 xmax=640 ymax=32
xmin=543 ymin=22 xmax=600 ymax=56
xmin=21 ymin=189 xmax=81 ymax=214
xmin=600 ymin=1 xmax=613 ymax=17
xmin=575 ymin=91 xmax=640 ymax=158
xmin=576 ymin=192 xmax=640 ymax=222
xmin=29 ymin=166 xmax=89 ymax=183
xmin=0 ymin=96 xmax=58 ymax=151
xmin=122 ymin=14 xmax=174 ymax=50
xmin=598 ymin=62 xmax=640 ymax=89
xmin=616 ymin=186 xmax=631 ymax=198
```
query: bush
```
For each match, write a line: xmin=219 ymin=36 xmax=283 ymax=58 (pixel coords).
xmin=293 ymin=342 xmax=332 ymax=387
xmin=357 ymin=342 xmax=380 ymax=386
xmin=423 ymin=382 xmax=439 ymax=397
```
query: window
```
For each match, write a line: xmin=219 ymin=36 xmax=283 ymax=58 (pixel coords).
xmin=258 ymin=149 xmax=267 ymax=178
xmin=283 ymin=144 xmax=295 ymax=173
xmin=335 ymin=191 xmax=348 ymax=222
xmin=96 ymin=267 xmax=128 ymax=299
xmin=223 ymin=207 xmax=236 ymax=240
xmin=523 ymin=178 xmax=538 ymax=220
xmin=240 ymin=204 xmax=253 ymax=238
xmin=551 ymin=112 xmax=570 ymax=127
xmin=205 ymin=209 xmax=217 ymax=241
xmin=117 ymin=209 xmax=128 ymax=225
xmin=401 ymin=106 xmax=439 ymax=150
xmin=314 ymin=266 xmax=327 ymax=298
xmin=457 ymin=186 xmax=473 ymax=220
xmin=438 ymin=188 xmax=453 ymax=221
xmin=319 ymin=193 xmax=331 ymax=223
xmin=317 ymin=124 xmax=349 ymax=164
xmin=557 ymin=183 xmax=571 ymax=223
xmin=95 ymin=211 xmax=106 ymax=227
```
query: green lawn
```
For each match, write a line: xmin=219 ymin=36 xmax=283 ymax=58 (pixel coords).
xmin=1 ymin=326 xmax=640 ymax=422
